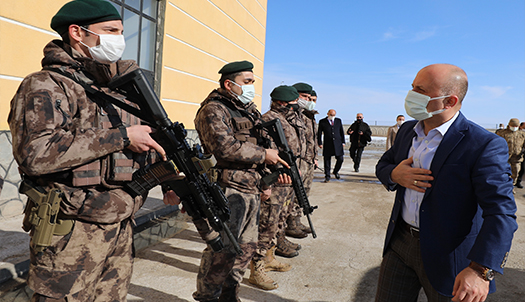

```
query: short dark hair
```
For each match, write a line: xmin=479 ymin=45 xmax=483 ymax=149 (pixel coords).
xmin=396 ymin=115 xmax=404 ymax=120
xmin=219 ymin=72 xmax=242 ymax=89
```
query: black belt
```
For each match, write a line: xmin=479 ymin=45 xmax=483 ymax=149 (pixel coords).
xmin=399 ymin=219 xmax=420 ymax=239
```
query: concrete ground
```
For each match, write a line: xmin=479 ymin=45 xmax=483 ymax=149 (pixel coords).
xmin=1 ymin=137 xmax=524 ymax=301
xmin=128 ymin=138 xmax=525 ymax=302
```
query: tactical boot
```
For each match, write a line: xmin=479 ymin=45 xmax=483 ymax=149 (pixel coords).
xmin=285 ymin=216 xmax=308 ymax=238
xmin=264 ymin=246 xmax=292 ymax=272
xmin=276 ymin=233 xmax=299 ymax=258
xmin=296 ymin=216 xmax=312 ymax=234
xmin=283 ymin=236 xmax=301 ymax=251
xmin=218 ymin=284 xmax=240 ymax=302
xmin=248 ymin=260 xmax=278 ymax=290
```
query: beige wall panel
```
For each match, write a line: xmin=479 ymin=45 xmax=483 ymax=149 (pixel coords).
xmin=0 ymin=1 xmax=67 ymax=32
xmin=162 ymin=37 xmax=264 ymax=92
xmin=0 ymin=23 xmax=58 ymax=78
xmin=173 ymin=0 xmax=264 ymax=59
xmin=166 ymin=1 xmax=264 ymax=61
xmin=161 ymin=101 xmax=201 ymax=129
xmin=163 ymin=15 xmax=264 ymax=82
xmin=161 ymin=68 xmax=218 ymax=104
xmin=213 ymin=0 xmax=267 ymax=31
xmin=0 ymin=79 xmax=22 ymax=129
xmin=162 ymin=37 xmax=226 ymax=82
xmin=239 ymin=0 xmax=267 ymax=27
xmin=204 ymin=0 xmax=266 ymax=43
xmin=254 ymin=0 xmax=267 ymax=11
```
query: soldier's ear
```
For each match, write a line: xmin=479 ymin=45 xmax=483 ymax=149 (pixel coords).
xmin=69 ymin=25 xmax=84 ymax=43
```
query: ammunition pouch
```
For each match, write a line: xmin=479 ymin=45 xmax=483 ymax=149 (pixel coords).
xmin=20 ymin=180 xmax=74 ymax=252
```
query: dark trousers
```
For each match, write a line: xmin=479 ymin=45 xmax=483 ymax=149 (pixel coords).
xmin=323 ymin=155 xmax=344 ymax=179
xmin=375 ymin=223 xmax=451 ymax=302
xmin=517 ymin=161 xmax=524 ymax=184
xmin=349 ymin=143 xmax=364 ymax=170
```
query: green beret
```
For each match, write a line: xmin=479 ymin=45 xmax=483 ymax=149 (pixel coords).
xmin=270 ymin=85 xmax=299 ymax=103
xmin=509 ymin=118 xmax=520 ymax=127
xmin=218 ymin=60 xmax=253 ymax=74
xmin=51 ymin=0 xmax=122 ymax=36
xmin=310 ymin=90 xmax=317 ymax=97
xmin=292 ymin=82 xmax=313 ymax=94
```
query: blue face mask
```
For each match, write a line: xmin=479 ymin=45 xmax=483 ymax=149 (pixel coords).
xmin=404 ymin=90 xmax=450 ymax=121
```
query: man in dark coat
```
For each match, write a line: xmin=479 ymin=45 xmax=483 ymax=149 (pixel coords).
xmin=318 ymin=109 xmax=345 ymax=182
xmin=347 ymin=113 xmax=372 ymax=172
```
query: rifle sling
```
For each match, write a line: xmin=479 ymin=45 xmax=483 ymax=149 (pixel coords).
xmin=43 ymin=67 xmax=154 ymax=125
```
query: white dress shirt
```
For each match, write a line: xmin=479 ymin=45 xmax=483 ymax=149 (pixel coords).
xmin=402 ymin=111 xmax=460 ymax=228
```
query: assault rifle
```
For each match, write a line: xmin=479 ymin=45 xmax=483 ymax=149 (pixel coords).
xmin=259 ymin=118 xmax=318 ymax=238
xmin=105 ymin=69 xmax=242 ymax=255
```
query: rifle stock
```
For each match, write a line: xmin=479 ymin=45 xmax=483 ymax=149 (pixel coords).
xmin=259 ymin=118 xmax=318 ymax=238
xmin=108 ymin=69 xmax=243 ymax=255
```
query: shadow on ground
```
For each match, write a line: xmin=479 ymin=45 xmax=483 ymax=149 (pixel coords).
xmin=350 ymin=266 xmax=525 ymax=302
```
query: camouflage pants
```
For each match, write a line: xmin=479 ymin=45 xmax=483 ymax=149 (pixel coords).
xmin=253 ymin=186 xmax=293 ymax=261
xmin=287 ymin=159 xmax=314 ymax=220
xmin=193 ymin=187 xmax=260 ymax=301
xmin=29 ymin=219 xmax=133 ymax=302
xmin=509 ymin=161 xmax=521 ymax=183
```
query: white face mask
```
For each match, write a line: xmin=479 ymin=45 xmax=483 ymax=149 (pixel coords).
xmin=80 ymin=27 xmax=126 ymax=64
xmin=327 ymin=115 xmax=335 ymax=121
xmin=298 ymin=98 xmax=316 ymax=111
xmin=230 ymin=81 xmax=255 ymax=104
xmin=404 ymin=90 xmax=450 ymax=121
xmin=397 ymin=120 xmax=404 ymax=127
xmin=306 ymin=101 xmax=316 ymax=111
xmin=510 ymin=126 xmax=519 ymax=132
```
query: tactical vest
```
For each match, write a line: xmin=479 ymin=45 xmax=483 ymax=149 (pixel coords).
xmin=50 ymin=68 xmax=149 ymax=187
xmin=201 ymin=96 xmax=265 ymax=170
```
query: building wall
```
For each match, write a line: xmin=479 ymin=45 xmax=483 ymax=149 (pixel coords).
xmin=0 ymin=0 xmax=268 ymax=219
xmin=160 ymin=0 xmax=267 ymax=127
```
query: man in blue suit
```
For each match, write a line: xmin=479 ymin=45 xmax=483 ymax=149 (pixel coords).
xmin=375 ymin=64 xmax=517 ymax=302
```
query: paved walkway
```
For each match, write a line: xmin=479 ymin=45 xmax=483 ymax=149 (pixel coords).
xmin=1 ymin=138 xmax=525 ymax=301
xmin=127 ymin=140 xmax=525 ymax=302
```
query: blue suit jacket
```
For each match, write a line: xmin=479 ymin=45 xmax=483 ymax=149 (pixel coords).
xmin=376 ymin=112 xmax=518 ymax=296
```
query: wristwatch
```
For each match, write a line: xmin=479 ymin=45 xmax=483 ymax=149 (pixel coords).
xmin=469 ymin=262 xmax=495 ymax=281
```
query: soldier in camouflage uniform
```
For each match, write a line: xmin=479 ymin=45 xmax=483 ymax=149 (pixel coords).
xmin=247 ymin=85 xmax=307 ymax=290
xmin=8 ymin=1 xmax=172 ymax=301
xmin=193 ymin=61 xmax=288 ymax=302
xmin=497 ymin=118 xmax=525 ymax=189
xmin=280 ymin=83 xmax=318 ymax=241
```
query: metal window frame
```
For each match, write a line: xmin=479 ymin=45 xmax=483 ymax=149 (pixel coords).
xmin=109 ymin=0 xmax=164 ymax=94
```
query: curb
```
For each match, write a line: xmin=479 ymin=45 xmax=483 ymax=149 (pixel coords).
xmin=0 ymin=205 xmax=187 ymax=291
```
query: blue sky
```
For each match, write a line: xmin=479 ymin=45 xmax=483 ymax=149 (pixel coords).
xmin=260 ymin=0 xmax=525 ymax=128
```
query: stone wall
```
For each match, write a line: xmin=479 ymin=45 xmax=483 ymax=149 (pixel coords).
xmin=0 ymin=131 xmax=25 ymax=220
xmin=369 ymin=125 xmax=389 ymax=137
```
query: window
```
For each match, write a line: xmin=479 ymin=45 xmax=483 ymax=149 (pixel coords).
xmin=109 ymin=0 xmax=159 ymax=72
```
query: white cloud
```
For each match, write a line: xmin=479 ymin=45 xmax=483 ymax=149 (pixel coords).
xmin=411 ymin=27 xmax=437 ymax=41
xmin=479 ymin=86 xmax=512 ymax=98
xmin=380 ymin=27 xmax=404 ymax=42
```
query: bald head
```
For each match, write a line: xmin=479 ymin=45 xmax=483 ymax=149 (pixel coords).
xmin=327 ymin=109 xmax=336 ymax=116
xmin=418 ymin=64 xmax=468 ymax=103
